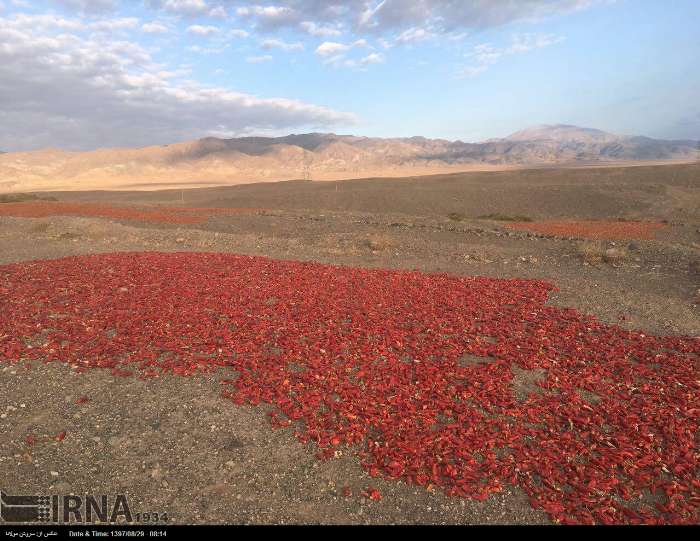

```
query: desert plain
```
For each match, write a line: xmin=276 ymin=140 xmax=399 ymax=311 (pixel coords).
xmin=0 ymin=161 xmax=698 ymax=525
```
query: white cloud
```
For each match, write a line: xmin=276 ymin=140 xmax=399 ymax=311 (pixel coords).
xmin=208 ymin=5 xmax=227 ymax=18
xmin=223 ymin=1 xmax=603 ymax=36
xmin=142 ymin=21 xmax=170 ymax=34
xmin=508 ymin=33 xmax=565 ymax=53
xmin=315 ymin=38 xmax=372 ymax=67
xmin=187 ymin=44 xmax=227 ymax=54
xmin=186 ymin=25 xmax=248 ymax=53
xmin=472 ymin=43 xmax=503 ymax=66
xmin=300 ymin=21 xmax=341 ymax=37
xmin=186 ymin=24 xmax=220 ymax=35
xmin=49 ymin=0 xmax=117 ymax=13
xmin=315 ymin=39 xmax=369 ymax=57
xmin=146 ymin=0 xmax=211 ymax=17
xmin=358 ymin=0 xmax=386 ymax=27
xmin=315 ymin=41 xmax=350 ymax=57
xmin=395 ymin=27 xmax=431 ymax=44
xmin=90 ymin=17 xmax=140 ymax=32
xmin=5 ymin=13 xmax=85 ymax=31
xmin=236 ymin=5 xmax=295 ymax=29
xmin=0 ymin=13 xmax=355 ymax=151
xmin=344 ymin=52 xmax=385 ymax=69
xmin=458 ymin=33 xmax=564 ymax=78
xmin=260 ymin=38 xmax=303 ymax=51
xmin=236 ymin=5 xmax=291 ymax=17
xmin=246 ymin=54 xmax=273 ymax=63
xmin=359 ymin=52 xmax=384 ymax=65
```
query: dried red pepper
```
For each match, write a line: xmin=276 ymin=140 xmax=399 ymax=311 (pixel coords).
xmin=0 ymin=252 xmax=697 ymax=525
xmin=506 ymin=220 xmax=666 ymax=240
xmin=0 ymin=202 xmax=260 ymax=225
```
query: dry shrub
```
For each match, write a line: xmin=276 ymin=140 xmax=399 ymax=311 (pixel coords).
xmin=603 ymin=247 xmax=629 ymax=265
xmin=578 ymin=241 xmax=628 ymax=265
xmin=363 ymin=234 xmax=394 ymax=252
xmin=578 ymin=241 xmax=605 ymax=264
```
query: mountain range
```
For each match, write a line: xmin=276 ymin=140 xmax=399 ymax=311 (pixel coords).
xmin=1 ymin=125 xmax=697 ymax=192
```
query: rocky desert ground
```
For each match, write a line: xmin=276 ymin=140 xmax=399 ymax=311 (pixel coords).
xmin=0 ymin=161 xmax=698 ymax=525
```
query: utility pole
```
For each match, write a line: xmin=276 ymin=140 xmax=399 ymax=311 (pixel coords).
xmin=303 ymin=149 xmax=312 ymax=181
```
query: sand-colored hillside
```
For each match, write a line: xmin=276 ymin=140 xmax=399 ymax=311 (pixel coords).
xmin=1 ymin=126 xmax=696 ymax=192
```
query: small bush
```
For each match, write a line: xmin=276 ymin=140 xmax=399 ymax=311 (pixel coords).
xmin=363 ymin=234 xmax=393 ymax=252
xmin=447 ymin=212 xmax=466 ymax=221
xmin=577 ymin=241 xmax=628 ymax=265
xmin=603 ymin=247 xmax=629 ymax=265
xmin=578 ymin=241 xmax=604 ymax=264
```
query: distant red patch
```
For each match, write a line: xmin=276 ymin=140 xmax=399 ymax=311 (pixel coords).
xmin=0 ymin=202 xmax=259 ymax=224
xmin=506 ymin=220 xmax=666 ymax=240
xmin=0 ymin=252 xmax=697 ymax=525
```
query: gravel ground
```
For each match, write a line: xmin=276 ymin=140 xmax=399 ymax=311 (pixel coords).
xmin=1 ymin=165 xmax=698 ymax=524
xmin=0 ymin=362 xmax=548 ymax=525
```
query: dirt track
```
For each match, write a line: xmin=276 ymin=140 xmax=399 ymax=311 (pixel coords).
xmin=0 ymin=162 xmax=698 ymax=524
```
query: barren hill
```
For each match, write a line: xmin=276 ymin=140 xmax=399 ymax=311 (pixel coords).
xmin=1 ymin=125 xmax=697 ymax=192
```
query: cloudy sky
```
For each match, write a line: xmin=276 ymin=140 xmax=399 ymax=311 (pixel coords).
xmin=0 ymin=0 xmax=698 ymax=151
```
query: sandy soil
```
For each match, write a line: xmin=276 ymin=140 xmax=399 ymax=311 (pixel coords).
xmin=3 ymin=153 xmax=695 ymax=193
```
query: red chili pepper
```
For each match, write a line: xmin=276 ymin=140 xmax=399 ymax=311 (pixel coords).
xmin=0 ymin=252 xmax=697 ymax=525
xmin=0 ymin=202 xmax=261 ymax=225
xmin=362 ymin=487 xmax=381 ymax=501
xmin=505 ymin=220 xmax=666 ymax=241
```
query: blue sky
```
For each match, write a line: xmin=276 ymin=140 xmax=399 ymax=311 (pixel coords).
xmin=0 ymin=0 xmax=698 ymax=151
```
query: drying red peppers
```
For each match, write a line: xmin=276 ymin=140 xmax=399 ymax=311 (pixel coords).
xmin=0 ymin=252 xmax=697 ymax=524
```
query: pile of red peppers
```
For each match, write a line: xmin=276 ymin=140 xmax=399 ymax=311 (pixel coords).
xmin=0 ymin=202 xmax=259 ymax=224
xmin=0 ymin=252 xmax=697 ymax=524
xmin=506 ymin=220 xmax=666 ymax=240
